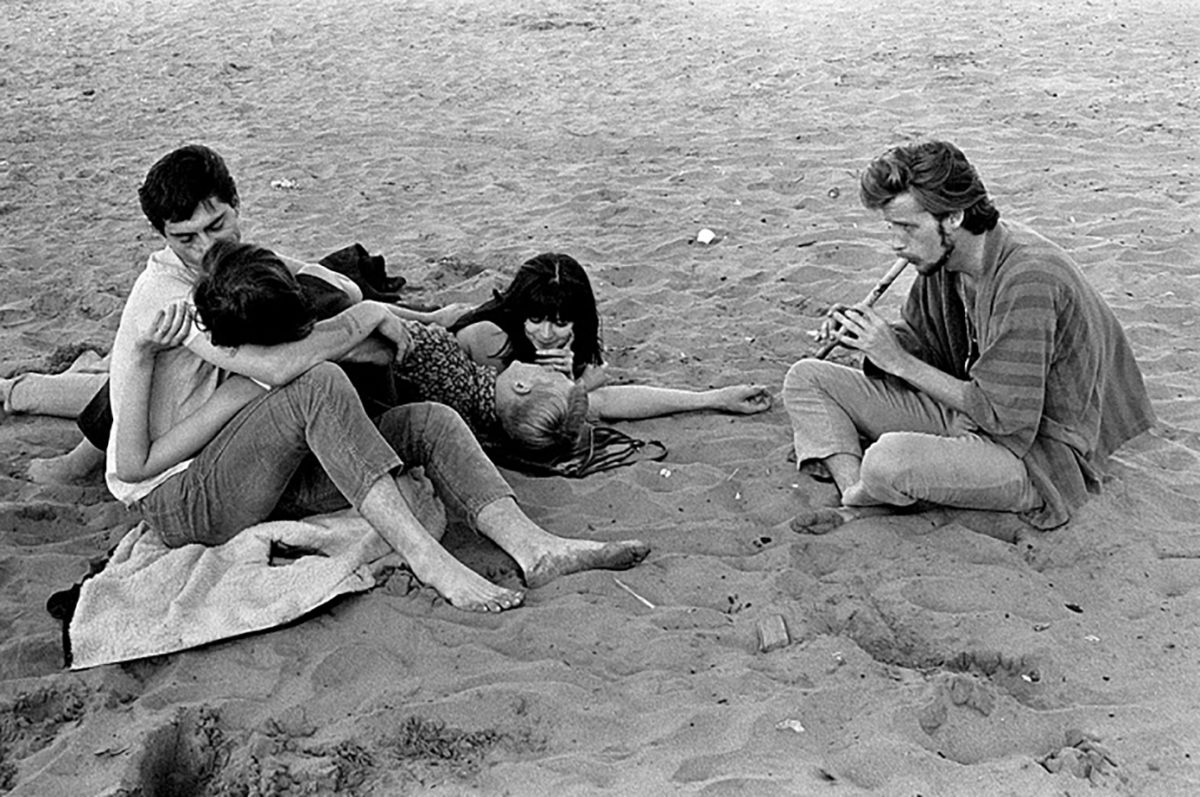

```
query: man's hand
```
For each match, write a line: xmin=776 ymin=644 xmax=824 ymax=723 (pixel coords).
xmin=815 ymin=302 xmax=855 ymax=346
xmin=137 ymin=301 xmax=192 ymax=356
xmin=375 ymin=313 xmax=412 ymax=360
xmin=828 ymin=305 xmax=909 ymax=373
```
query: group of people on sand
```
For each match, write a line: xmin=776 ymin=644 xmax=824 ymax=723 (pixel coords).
xmin=2 ymin=139 xmax=1153 ymax=612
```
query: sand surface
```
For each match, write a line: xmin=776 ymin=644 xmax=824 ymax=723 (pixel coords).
xmin=2 ymin=0 xmax=1199 ymax=794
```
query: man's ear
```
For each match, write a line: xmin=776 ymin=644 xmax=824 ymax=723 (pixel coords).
xmin=512 ymin=378 xmax=533 ymax=395
xmin=946 ymin=209 xmax=965 ymax=229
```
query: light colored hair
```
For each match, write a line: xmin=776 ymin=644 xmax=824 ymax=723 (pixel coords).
xmin=497 ymin=381 xmax=590 ymax=454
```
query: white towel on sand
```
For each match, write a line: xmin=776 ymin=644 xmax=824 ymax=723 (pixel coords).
xmin=69 ymin=511 xmax=400 ymax=670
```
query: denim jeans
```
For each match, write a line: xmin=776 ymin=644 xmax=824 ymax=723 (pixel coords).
xmin=782 ymin=359 xmax=1042 ymax=512
xmin=140 ymin=362 xmax=513 ymax=547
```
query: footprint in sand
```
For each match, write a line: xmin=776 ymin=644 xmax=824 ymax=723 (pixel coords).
xmin=0 ymin=501 xmax=86 ymax=545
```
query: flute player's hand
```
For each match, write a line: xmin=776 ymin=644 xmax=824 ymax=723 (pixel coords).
xmin=815 ymin=302 xmax=856 ymax=345
xmin=829 ymin=305 xmax=907 ymax=371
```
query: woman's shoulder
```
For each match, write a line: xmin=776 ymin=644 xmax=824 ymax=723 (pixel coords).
xmin=454 ymin=321 xmax=511 ymax=368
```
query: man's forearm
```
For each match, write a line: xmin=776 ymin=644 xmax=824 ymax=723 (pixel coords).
xmin=203 ymin=303 xmax=386 ymax=386
xmin=888 ymin=351 xmax=971 ymax=413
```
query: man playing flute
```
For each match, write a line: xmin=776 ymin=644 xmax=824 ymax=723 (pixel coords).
xmin=784 ymin=140 xmax=1153 ymax=532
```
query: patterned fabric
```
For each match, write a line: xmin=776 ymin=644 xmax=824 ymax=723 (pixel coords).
xmin=875 ymin=220 xmax=1154 ymax=528
xmin=394 ymin=322 xmax=503 ymax=445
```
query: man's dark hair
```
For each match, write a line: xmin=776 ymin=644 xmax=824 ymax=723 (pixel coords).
xmin=859 ymin=140 xmax=999 ymax=233
xmin=193 ymin=241 xmax=314 ymax=348
xmin=138 ymin=144 xmax=240 ymax=234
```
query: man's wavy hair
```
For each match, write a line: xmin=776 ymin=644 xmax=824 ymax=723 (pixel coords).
xmin=139 ymin=144 xmax=240 ymax=234
xmin=496 ymin=379 xmax=590 ymax=455
xmin=859 ymin=141 xmax=999 ymax=234
xmin=193 ymin=241 xmax=314 ymax=348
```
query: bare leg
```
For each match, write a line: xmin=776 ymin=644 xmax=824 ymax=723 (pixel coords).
xmin=358 ymin=475 xmax=525 ymax=613
xmin=474 ymin=497 xmax=649 ymax=588
xmin=27 ymin=438 xmax=105 ymax=485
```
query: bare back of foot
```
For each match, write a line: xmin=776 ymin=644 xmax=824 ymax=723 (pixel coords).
xmin=524 ymin=539 xmax=650 ymax=589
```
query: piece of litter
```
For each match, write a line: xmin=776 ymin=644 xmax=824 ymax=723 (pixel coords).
xmin=659 ymin=468 xmax=672 ymax=478
xmin=1084 ymin=634 xmax=1100 ymax=642
xmin=613 ymin=576 xmax=655 ymax=609
xmin=270 ymin=178 xmax=299 ymax=190
xmin=696 ymin=228 xmax=716 ymax=245
xmin=734 ymin=491 xmax=741 ymax=500
xmin=757 ymin=614 xmax=790 ymax=653
xmin=775 ymin=719 xmax=805 ymax=733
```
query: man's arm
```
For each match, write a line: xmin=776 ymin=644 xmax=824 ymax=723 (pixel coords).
xmin=829 ymin=305 xmax=972 ymax=412
xmin=277 ymin=253 xmax=364 ymax=303
xmin=189 ymin=301 xmax=407 ymax=386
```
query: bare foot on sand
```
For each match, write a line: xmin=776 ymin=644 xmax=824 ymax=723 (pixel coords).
xmin=789 ymin=507 xmax=851 ymax=535
xmin=790 ymin=504 xmax=904 ymax=535
xmin=27 ymin=441 xmax=105 ymax=485
xmin=410 ymin=549 xmax=525 ymax=612
xmin=524 ymin=539 xmax=650 ymax=589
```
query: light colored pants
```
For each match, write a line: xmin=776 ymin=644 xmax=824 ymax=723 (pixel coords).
xmin=2 ymin=352 xmax=108 ymax=418
xmin=782 ymin=359 xmax=1041 ymax=512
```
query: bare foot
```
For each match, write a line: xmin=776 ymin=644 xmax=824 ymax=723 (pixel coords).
xmin=408 ymin=549 xmax=525 ymax=612
xmin=789 ymin=507 xmax=850 ymax=535
xmin=27 ymin=443 xmax=105 ymax=485
xmin=524 ymin=539 xmax=650 ymax=589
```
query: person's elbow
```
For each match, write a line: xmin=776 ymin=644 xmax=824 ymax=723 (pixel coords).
xmin=115 ymin=459 xmax=151 ymax=482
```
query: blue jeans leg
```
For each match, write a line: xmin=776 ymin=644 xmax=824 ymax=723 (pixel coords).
xmin=140 ymin=363 xmax=401 ymax=547
xmin=275 ymin=400 xmax=516 ymax=526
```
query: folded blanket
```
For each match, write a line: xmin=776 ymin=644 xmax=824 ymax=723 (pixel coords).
xmin=68 ymin=510 xmax=400 ymax=670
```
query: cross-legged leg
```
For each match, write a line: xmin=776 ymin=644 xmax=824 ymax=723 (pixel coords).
xmin=782 ymin=358 xmax=1040 ymax=527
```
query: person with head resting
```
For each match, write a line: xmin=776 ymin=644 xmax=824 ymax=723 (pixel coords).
xmin=784 ymin=140 xmax=1153 ymax=534
xmin=106 ymin=144 xmax=650 ymax=614
xmin=191 ymin=240 xmax=591 ymax=458
xmin=449 ymin=252 xmax=604 ymax=384
xmin=401 ymin=252 xmax=773 ymax=423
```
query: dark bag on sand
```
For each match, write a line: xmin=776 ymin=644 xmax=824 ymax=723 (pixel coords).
xmin=318 ymin=243 xmax=407 ymax=303
xmin=488 ymin=424 xmax=668 ymax=478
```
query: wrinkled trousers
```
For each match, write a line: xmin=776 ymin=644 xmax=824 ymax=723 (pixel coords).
xmin=139 ymin=363 xmax=513 ymax=547
xmin=783 ymin=359 xmax=1041 ymax=512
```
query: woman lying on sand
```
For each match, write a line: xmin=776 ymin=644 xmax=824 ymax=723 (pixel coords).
xmin=15 ymin=251 xmax=771 ymax=481
xmin=401 ymin=251 xmax=772 ymax=423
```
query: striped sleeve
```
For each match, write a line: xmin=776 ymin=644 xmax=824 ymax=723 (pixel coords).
xmin=963 ymin=268 xmax=1061 ymax=456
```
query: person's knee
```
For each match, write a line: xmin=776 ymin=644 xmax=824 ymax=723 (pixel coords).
xmin=290 ymin=362 xmax=356 ymax=401
xmin=783 ymin=359 xmax=838 ymax=408
xmin=378 ymin=401 xmax=470 ymax=444
xmin=859 ymin=435 xmax=919 ymax=497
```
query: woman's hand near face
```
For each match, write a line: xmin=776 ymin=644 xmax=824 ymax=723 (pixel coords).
xmin=534 ymin=346 xmax=574 ymax=376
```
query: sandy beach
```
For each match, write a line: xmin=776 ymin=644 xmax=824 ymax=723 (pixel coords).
xmin=2 ymin=0 xmax=1199 ymax=793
